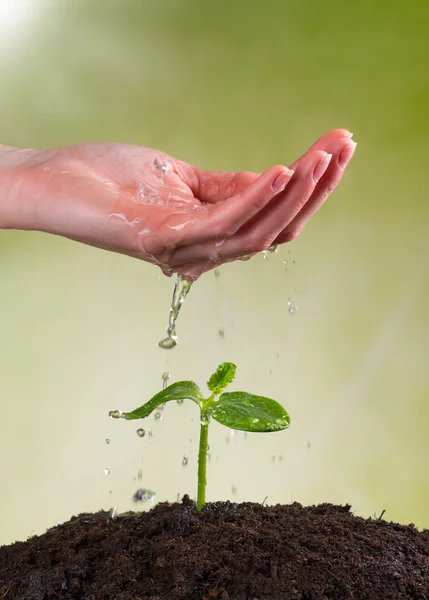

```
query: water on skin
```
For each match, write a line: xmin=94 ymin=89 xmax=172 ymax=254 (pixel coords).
xmin=159 ymin=274 xmax=193 ymax=349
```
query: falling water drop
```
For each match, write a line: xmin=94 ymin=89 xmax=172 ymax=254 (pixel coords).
xmin=154 ymin=411 xmax=163 ymax=422
xmin=218 ymin=327 xmax=225 ymax=337
xmin=104 ymin=468 xmax=110 ymax=476
xmin=287 ymin=298 xmax=298 ymax=314
xmin=159 ymin=275 xmax=193 ymax=349
xmin=182 ymin=456 xmax=188 ymax=467
xmin=214 ymin=269 xmax=220 ymax=279
xmin=137 ymin=428 xmax=145 ymax=438
xmin=132 ymin=488 xmax=156 ymax=503
xmin=105 ymin=438 xmax=110 ymax=445
xmin=177 ymin=399 xmax=184 ymax=405
xmin=111 ymin=507 xmax=118 ymax=520
xmin=231 ymin=485 xmax=237 ymax=495
xmin=162 ymin=372 xmax=171 ymax=389
xmin=138 ymin=469 xmax=143 ymax=480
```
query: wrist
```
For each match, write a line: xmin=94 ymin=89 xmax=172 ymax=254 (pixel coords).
xmin=0 ymin=147 xmax=46 ymax=230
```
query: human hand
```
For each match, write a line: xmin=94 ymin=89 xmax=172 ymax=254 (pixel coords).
xmin=0 ymin=129 xmax=356 ymax=279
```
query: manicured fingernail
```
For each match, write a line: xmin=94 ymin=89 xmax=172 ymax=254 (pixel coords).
xmin=272 ymin=168 xmax=294 ymax=192
xmin=338 ymin=141 xmax=357 ymax=168
xmin=313 ymin=154 xmax=332 ymax=183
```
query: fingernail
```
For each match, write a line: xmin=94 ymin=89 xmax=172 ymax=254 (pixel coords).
xmin=338 ymin=141 xmax=357 ymax=168
xmin=313 ymin=153 xmax=332 ymax=183
xmin=345 ymin=131 xmax=354 ymax=138
xmin=272 ymin=168 xmax=294 ymax=192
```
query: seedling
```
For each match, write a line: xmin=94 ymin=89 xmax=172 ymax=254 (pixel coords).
xmin=111 ymin=362 xmax=290 ymax=509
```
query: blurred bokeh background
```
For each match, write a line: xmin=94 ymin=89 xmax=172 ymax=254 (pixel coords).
xmin=1 ymin=0 xmax=428 ymax=545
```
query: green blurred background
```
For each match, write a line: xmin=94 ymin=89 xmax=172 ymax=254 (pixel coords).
xmin=1 ymin=0 xmax=428 ymax=545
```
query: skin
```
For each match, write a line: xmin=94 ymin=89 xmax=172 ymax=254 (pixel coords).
xmin=0 ymin=129 xmax=356 ymax=279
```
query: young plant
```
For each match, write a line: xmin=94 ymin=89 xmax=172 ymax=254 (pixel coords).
xmin=112 ymin=362 xmax=290 ymax=509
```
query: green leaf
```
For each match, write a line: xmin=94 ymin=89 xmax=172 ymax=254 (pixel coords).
xmin=124 ymin=381 xmax=204 ymax=420
xmin=211 ymin=391 xmax=290 ymax=432
xmin=207 ymin=362 xmax=236 ymax=395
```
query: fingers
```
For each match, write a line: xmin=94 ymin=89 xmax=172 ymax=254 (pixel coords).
xmin=169 ymin=150 xmax=329 ymax=266
xmin=164 ymin=164 xmax=294 ymax=249
xmin=288 ymin=128 xmax=353 ymax=171
xmin=274 ymin=137 xmax=357 ymax=244
xmin=212 ymin=149 xmax=332 ymax=259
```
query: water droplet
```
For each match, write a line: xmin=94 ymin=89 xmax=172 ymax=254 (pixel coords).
xmin=214 ymin=269 xmax=220 ymax=279
xmin=104 ymin=468 xmax=110 ymax=476
xmin=225 ymin=436 xmax=230 ymax=444
xmin=307 ymin=441 xmax=311 ymax=449
xmin=182 ymin=456 xmax=188 ymax=467
xmin=207 ymin=452 xmax=212 ymax=462
xmin=200 ymin=415 xmax=210 ymax=426
xmin=105 ymin=438 xmax=110 ymax=445
xmin=279 ymin=455 xmax=283 ymax=462
xmin=218 ymin=327 xmax=225 ymax=337
xmin=111 ymin=507 xmax=118 ymax=520
xmin=287 ymin=298 xmax=298 ymax=314
xmin=159 ymin=335 xmax=178 ymax=349
xmin=231 ymin=485 xmax=237 ymax=495
xmin=132 ymin=488 xmax=155 ymax=503
xmin=177 ymin=399 xmax=184 ymax=405
xmin=267 ymin=244 xmax=278 ymax=253
xmin=262 ymin=250 xmax=269 ymax=259
xmin=148 ymin=430 xmax=153 ymax=437
xmin=109 ymin=410 xmax=123 ymax=419
xmin=156 ymin=275 xmax=161 ymax=281
xmin=154 ymin=411 xmax=162 ymax=422
xmin=162 ymin=372 xmax=171 ymax=389
xmin=138 ymin=468 xmax=143 ymax=480
xmin=137 ymin=428 xmax=145 ymax=438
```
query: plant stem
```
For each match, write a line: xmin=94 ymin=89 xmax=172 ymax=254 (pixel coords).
xmin=197 ymin=412 xmax=209 ymax=510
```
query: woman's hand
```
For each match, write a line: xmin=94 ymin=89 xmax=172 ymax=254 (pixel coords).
xmin=0 ymin=129 xmax=356 ymax=279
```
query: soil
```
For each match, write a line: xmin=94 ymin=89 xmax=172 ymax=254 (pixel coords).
xmin=1 ymin=497 xmax=428 ymax=600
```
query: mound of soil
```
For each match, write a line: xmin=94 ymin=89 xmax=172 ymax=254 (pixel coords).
xmin=1 ymin=497 xmax=428 ymax=600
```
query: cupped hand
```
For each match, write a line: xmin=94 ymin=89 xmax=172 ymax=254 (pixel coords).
xmin=1 ymin=129 xmax=356 ymax=279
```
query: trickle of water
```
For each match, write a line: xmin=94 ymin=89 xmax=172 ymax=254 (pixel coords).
xmin=109 ymin=410 xmax=124 ymax=419
xmin=154 ymin=411 xmax=163 ymax=422
xmin=159 ymin=275 xmax=193 ymax=349
xmin=231 ymin=485 xmax=237 ymax=495
xmin=132 ymin=488 xmax=156 ymax=503
xmin=162 ymin=372 xmax=171 ymax=389
xmin=137 ymin=428 xmax=145 ymax=438
xmin=218 ymin=327 xmax=225 ymax=337
xmin=182 ymin=456 xmax=188 ymax=467
xmin=111 ymin=507 xmax=118 ymax=520
xmin=105 ymin=438 xmax=110 ymax=445
xmin=138 ymin=468 xmax=143 ymax=480
xmin=104 ymin=468 xmax=110 ymax=476
xmin=287 ymin=298 xmax=298 ymax=314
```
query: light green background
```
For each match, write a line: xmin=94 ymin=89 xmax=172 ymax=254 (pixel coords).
xmin=1 ymin=0 xmax=428 ymax=545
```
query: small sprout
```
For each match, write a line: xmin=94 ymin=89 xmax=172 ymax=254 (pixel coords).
xmin=112 ymin=362 xmax=290 ymax=509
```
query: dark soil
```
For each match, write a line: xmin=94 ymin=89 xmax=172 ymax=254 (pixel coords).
xmin=1 ymin=497 xmax=428 ymax=600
